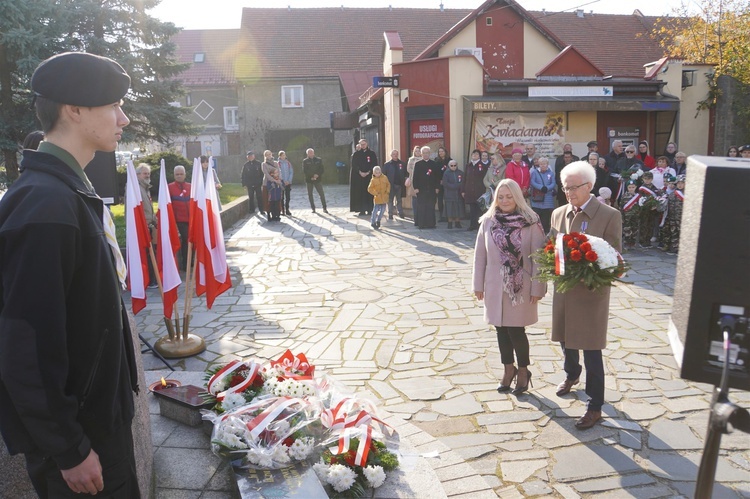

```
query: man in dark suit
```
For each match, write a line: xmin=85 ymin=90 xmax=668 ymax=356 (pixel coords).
xmin=241 ymin=151 xmax=264 ymax=214
xmin=302 ymin=148 xmax=328 ymax=213
xmin=549 ymin=161 xmax=622 ymax=430
xmin=412 ymin=146 xmax=440 ymax=229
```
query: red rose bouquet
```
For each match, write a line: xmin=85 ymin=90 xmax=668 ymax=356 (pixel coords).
xmin=532 ymin=232 xmax=628 ymax=293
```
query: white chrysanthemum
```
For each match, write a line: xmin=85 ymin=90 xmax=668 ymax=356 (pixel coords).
xmin=246 ymin=449 xmax=261 ymax=465
xmin=312 ymin=461 xmax=330 ymax=481
xmin=221 ymin=392 xmax=246 ymax=412
xmin=288 ymin=437 xmax=314 ymax=460
xmin=587 ymin=235 xmax=619 ymax=270
xmin=221 ymin=432 xmax=246 ymax=449
xmin=302 ymin=383 xmax=316 ymax=396
xmin=271 ymin=419 xmax=291 ymax=436
xmin=272 ymin=444 xmax=291 ymax=464
xmin=256 ymin=452 xmax=274 ymax=468
xmin=263 ymin=366 xmax=285 ymax=379
xmin=363 ymin=465 xmax=386 ymax=488
xmin=326 ymin=464 xmax=357 ymax=492
xmin=264 ymin=378 xmax=279 ymax=393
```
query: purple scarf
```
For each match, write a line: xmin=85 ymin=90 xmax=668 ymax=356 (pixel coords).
xmin=490 ymin=211 xmax=532 ymax=305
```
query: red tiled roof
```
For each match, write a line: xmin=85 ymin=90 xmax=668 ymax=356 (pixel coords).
xmin=531 ymin=11 xmax=666 ymax=78
xmin=173 ymin=29 xmax=240 ymax=86
xmin=236 ymin=7 xmax=472 ymax=79
xmin=339 ymin=70 xmax=382 ymax=112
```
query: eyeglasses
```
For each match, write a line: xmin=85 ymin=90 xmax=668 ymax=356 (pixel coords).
xmin=625 ymin=150 xmax=635 ymax=154
xmin=562 ymin=182 xmax=589 ymax=193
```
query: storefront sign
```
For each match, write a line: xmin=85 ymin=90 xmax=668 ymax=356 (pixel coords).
xmin=373 ymin=76 xmax=399 ymax=88
xmin=528 ymin=86 xmax=613 ymax=97
xmin=410 ymin=119 xmax=444 ymax=153
xmin=607 ymin=127 xmax=640 ymax=150
xmin=473 ymin=112 xmax=565 ymax=159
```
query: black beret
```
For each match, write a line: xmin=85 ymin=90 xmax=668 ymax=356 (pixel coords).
xmin=247 ymin=150 xmax=255 ymax=156
xmin=31 ymin=52 xmax=130 ymax=107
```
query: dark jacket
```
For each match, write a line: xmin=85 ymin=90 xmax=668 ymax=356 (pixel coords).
xmin=302 ymin=156 xmax=324 ymax=183
xmin=0 ymin=151 xmax=138 ymax=470
xmin=412 ymin=159 xmax=439 ymax=197
xmin=382 ymin=159 xmax=406 ymax=188
xmin=242 ymin=159 xmax=263 ymax=187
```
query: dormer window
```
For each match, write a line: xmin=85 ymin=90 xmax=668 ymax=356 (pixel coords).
xmin=194 ymin=53 xmax=205 ymax=63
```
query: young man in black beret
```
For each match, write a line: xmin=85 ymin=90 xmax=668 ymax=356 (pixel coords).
xmin=0 ymin=52 xmax=140 ymax=497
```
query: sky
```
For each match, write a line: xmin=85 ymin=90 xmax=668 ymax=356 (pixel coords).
xmin=149 ymin=0 xmax=684 ymax=30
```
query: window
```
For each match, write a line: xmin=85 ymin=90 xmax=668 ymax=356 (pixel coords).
xmin=281 ymin=85 xmax=304 ymax=108
xmin=486 ymin=17 xmax=493 ymax=26
xmin=194 ymin=53 xmax=205 ymax=63
xmin=224 ymin=107 xmax=239 ymax=130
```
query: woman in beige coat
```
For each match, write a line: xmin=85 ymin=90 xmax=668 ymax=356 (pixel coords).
xmin=473 ymin=179 xmax=547 ymax=396
xmin=404 ymin=146 xmax=421 ymax=214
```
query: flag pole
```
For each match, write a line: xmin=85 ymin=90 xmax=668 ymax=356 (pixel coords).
xmin=182 ymin=241 xmax=195 ymax=339
xmin=147 ymin=244 xmax=176 ymax=341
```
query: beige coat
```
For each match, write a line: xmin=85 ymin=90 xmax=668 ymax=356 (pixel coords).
xmin=473 ymin=216 xmax=547 ymax=327
xmin=549 ymin=195 xmax=622 ymax=350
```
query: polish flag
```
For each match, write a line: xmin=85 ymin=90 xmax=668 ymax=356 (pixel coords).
xmin=187 ymin=157 xmax=202 ymax=246
xmin=156 ymin=159 xmax=182 ymax=319
xmin=194 ymin=159 xmax=231 ymax=308
xmin=125 ymin=160 xmax=152 ymax=314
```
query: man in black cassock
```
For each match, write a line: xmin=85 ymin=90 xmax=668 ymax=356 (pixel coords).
xmin=350 ymin=138 xmax=377 ymax=215
xmin=412 ymin=146 xmax=440 ymax=229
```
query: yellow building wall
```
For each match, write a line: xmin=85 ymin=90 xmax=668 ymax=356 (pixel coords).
xmin=566 ymin=112 xmax=598 ymax=158
xmin=657 ymin=61 xmax=711 ymax=155
xmin=523 ymin=23 xmax=561 ymax=79
xmin=438 ymin=21 xmax=477 ymax=58
xmin=448 ymin=57 xmax=485 ymax=162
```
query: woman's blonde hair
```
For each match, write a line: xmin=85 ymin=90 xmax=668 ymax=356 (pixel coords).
xmin=479 ymin=178 xmax=539 ymax=224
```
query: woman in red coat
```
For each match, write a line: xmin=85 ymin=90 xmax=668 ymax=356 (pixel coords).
xmin=636 ymin=140 xmax=656 ymax=170
xmin=505 ymin=148 xmax=531 ymax=197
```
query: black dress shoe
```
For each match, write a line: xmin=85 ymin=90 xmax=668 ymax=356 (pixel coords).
xmin=556 ymin=377 xmax=580 ymax=397
xmin=323 ymin=209 xmax=329 ymax=214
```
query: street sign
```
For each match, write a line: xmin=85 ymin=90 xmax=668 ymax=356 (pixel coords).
xmin=373 ymin=76 xmax=399 ymax=88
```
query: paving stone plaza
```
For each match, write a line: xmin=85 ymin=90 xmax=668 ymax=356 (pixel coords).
xmin=136 ymin=185 xmax=750 ymax=498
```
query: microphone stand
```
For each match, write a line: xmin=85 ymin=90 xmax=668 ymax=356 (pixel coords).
xmin=694 ymin=329 xmax=750 ymax=497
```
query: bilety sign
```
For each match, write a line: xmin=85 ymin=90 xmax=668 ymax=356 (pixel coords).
xmin=373 ymin=76 xmax=399 ymax=88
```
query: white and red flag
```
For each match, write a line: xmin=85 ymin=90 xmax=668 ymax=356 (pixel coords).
xmin=125 ymin=159 xmax=151 ymax=314
xmin=194 ymin=159 xmax=232 ymax=308
xmin=156 ymin=159 xmax=182 ymax=319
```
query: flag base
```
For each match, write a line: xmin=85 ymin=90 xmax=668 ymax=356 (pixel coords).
xmin=154 ymin=333 xmax=206 ymax=359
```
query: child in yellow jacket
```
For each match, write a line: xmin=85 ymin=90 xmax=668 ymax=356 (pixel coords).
xmin=368 ymin=166 xmax=390 ymax=229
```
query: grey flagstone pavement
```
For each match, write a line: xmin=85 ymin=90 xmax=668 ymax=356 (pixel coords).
xmin=136 ymin=185 xmax=750 ymax=498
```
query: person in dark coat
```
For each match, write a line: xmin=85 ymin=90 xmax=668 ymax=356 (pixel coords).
xmin=241 ymin=151 xmax=264 ymax=214
xmin=302 ymin=148 xmax=328 ymax=213
xmin=0 ymin=52 xmax=140 ymax=497
xmin=412 ymin=146 xmax=440 ymax=229
xmin=435 ymin=146 xmax=452 ymax=222
xmin=382 ymin=149 xmax=406 ymax=219
xmin=462 ymin=149 xmax=487 ymax=231
xmin=350 ymin=138 xmax=377 ymax=215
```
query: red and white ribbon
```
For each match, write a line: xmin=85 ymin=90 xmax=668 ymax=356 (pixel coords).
xmin=638 ymin=185 xmax=657 ymax=198
xmin=332 ymin=425 xmax=373 ymax=467
xmin=208 ymin=360 xmax=260 ymax=400
xmin=216 ymin=363 xmax=260 ymax=401
xmin=270 ymin=350 xmax=314 ymax=379
xmin=675 ymin=190 xmax=684 ymax=201
xmin=554 ymin=233 xmax=565 ymax=276
xmin=622 ymin=194 xmax=640 ymax=212
xmin=245 ymin=397 xmax=305 ymax=439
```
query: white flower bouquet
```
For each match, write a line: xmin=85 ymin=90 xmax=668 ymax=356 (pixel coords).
xmin=310 ymin=397 xmax=400 ymax=498
xmin=204 ymin=396 xmax=325 ymax=469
